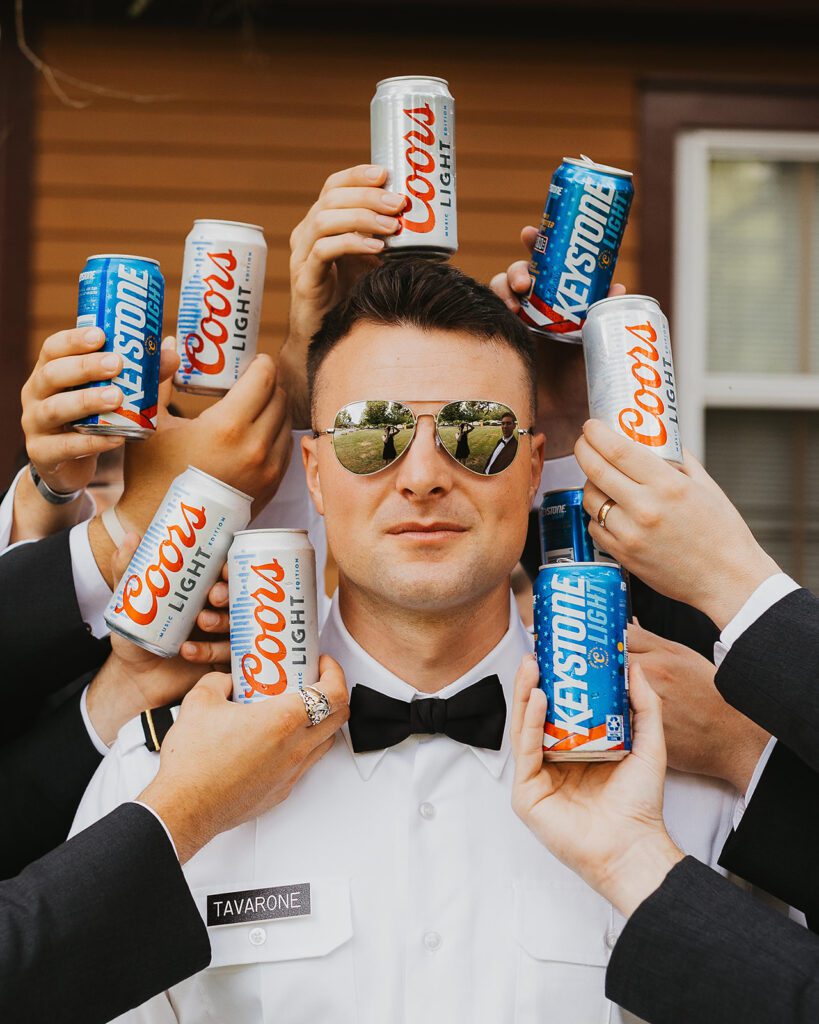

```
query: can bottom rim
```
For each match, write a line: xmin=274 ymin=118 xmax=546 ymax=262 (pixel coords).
xmin=106 ymin=619 xmax=176 ymax=659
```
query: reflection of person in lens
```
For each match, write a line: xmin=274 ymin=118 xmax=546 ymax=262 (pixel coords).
xmin=454 ymin=421 xmax=474 ymax=464
xmin=482 ymin=412 xmax=518 ymax=474
xmin=382 ymin=424 xmax=401 ymax=465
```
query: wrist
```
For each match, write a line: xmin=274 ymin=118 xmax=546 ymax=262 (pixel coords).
xmin=85 ymin=654 xmax=141 ymax=746
xmin=137 ymin=777 xmax=212 ymax=865
xmin=594 ymin=830 xmax=684 ymax=918
xmin=721 ymin=722 xmax=771 ymax=793
xmin=88 ymin=514 xmax=117 ymax=586
xmin=699 ymin=551 xmax=781 ymax=631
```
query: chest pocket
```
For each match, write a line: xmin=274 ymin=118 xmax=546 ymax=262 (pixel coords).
xmin=513 ymin=882 xmax=630 ymax=1024
xmin=186 ymin=878 xmax=356 ymax=1024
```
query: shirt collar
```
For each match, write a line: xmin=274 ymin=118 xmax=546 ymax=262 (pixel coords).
xmin=319 ymin=592 xmax=533 ymax=781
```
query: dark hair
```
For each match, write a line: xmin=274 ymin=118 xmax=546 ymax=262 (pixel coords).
xmin=307 ymin=259 xmax=537 ymax=418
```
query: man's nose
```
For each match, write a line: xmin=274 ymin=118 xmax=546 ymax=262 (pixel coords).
xmin=394 ymin=415 xmax=452 ymax=497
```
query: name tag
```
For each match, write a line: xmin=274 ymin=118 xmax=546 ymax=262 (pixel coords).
xmin=207 ymin=883 xmax=312 ymax=927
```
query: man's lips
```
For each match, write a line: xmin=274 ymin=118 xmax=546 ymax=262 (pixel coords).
xmin=386 ymin=522 xmax=468 ymax=537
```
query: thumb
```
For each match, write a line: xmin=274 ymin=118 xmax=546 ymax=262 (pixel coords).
xmin=110 ymin=530 xmax=141 ymax=586
xmin=520 ymin=225 xmax=538 ymax=254
xmin=628 ymin=664 xmax=667 ymax=773
xmin=191 ymin=671 xmax=233 ymax=701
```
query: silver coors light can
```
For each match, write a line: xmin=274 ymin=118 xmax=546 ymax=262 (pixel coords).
xmin=228 ymin=529 xmax=320 ymax=704
xmin=105 ymin=467 xmax=252 ymax=657
xmin=371 ymin=76 xmax=457 ymax=258
xmin=175 ymin=220 xmax=267 ymax=396
xmin=582 ymin=294 xmax=683 ymax=464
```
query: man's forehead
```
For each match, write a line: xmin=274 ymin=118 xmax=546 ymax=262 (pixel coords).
xmin=315 ymin=323 xmax=529 ymax=412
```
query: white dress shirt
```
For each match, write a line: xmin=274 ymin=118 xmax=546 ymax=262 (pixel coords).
xmin=70 ymin=593 xmax=741 ymax=1024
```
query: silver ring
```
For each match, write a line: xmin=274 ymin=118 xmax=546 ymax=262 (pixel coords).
xmin=299 ymin=686 xmax=331 ymax=727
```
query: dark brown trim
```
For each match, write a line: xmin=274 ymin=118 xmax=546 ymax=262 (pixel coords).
xmin=639 ymin=80 xmax=819 ymax=321
xmin=0 ymin=0 xmax=38 ymax=483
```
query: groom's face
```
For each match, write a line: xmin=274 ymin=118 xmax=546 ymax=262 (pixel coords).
xmin=500 ymin=414 xmax=515 ymax=439
xmin=302 ymin=322 xmax=544 ymax=614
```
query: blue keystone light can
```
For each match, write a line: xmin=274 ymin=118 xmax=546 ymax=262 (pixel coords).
xmin=538 ymin=487 xmax=617 ymax=565
xmin=534 ymin=562 xmax=630 ymax=761
xmin=73 ymin=254 xmax=164 ymax=439
xmin=518 ymin=155 xmax=633 ymax=343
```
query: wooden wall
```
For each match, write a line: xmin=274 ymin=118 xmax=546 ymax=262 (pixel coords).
xmin=29 ymin=25 xmax=819 ymax=400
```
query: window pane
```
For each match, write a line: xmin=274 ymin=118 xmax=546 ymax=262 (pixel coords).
xmin=707 ymin=159 xmax=818 ymax=375
xmin=705 ymin=409 xmax=819 ymax=591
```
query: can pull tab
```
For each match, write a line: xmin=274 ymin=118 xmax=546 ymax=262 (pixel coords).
xmin=579 ymin=154 xmax=595 ymax=165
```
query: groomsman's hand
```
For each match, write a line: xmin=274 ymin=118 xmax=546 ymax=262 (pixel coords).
xmin=490 ymin=229 xmax=626 ymax=457
xmin=575 ymin=419 xmax=780 ymax=628
xmin=628 ymin=623 xmax=770 ymax=793
xmin=138 ymin=657 xmax=350 ymax=863
xmin=281 ymin=164 xmax=406 ymax=427
xmin=511 ymin=655 xmax=683 ymax=917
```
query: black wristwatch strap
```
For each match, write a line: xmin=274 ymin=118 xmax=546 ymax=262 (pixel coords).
xmin=29 ymin=462 xmax=83 ymax=505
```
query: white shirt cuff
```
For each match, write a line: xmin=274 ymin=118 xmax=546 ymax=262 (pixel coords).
xmin=731 ymin=737 xmax=777 ymax=831
xmin=0 ymin=466 xmax=96 ymax=556
xmin=714 ymin=573 xmax=800 ymax=668
xmin=130 ymin=800 xmax=179 ymax=861
xmin=79 ymin=683 xmax=112 ymax=757
xmin=69 ymin=520 xmax=112 ymax=639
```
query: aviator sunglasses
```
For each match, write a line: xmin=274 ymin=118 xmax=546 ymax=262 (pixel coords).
xmin=313 ymin=400 xmax=533 ymax=477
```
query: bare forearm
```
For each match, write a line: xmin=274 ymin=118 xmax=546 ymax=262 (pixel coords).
xmin=88 ymin=514 xmax=117 ymax=587
xmin=9 ymin=469 xmax=86 ymax=544
xmin=594 ymin=832 xmax=685 ymax=918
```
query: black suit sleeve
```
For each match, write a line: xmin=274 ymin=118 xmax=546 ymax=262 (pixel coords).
xmin=0 ymin=528 xmax=109 ymax=702
xmin=0 ymin=802 xmax=210 ymax=1024
xmin=606 ymin=856 xmax=819 ymax=1024
xmin=718 ymin=741 xmax=819 ymax=925
xmin=715 ymin=588 xmax=819 ymax=771
xmin=0 ymin=684 xmax=102 ymax=880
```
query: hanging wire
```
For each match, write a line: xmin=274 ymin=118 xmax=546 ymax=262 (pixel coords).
xmin=14 ymin=0 xmax=184 ymax=109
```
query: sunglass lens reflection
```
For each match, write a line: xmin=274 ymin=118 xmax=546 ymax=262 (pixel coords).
xmin=436 ymin=402 xmax=519 ymax=475
xmin=331 ymin=401 xmax=415 ymax=475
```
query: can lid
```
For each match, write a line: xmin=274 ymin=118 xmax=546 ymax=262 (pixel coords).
xmin=538 ymin=561 xmax=621 ymax=570
xmin=232 ymin=528 xmax=310 ymax=537
xmin=541 ymin=487 xmax=584 ymax=502
xmin=375 ymin=75 xmax=449 ymax=88
xmin=87 ymin=254 xmax=160 ymax=266
xmin=192 ymin=219 xmax=265 ymax=232
xmin=562 ymin=154 xmax=633 ymax=179
xmin=185 ymin=466 xmax=253 ymax=503
xmin=586 ymin=294 xmax=661 ymax=317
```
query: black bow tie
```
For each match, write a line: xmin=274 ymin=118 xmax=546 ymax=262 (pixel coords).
xmin=348 ymin=675 xmax=507 ymax=754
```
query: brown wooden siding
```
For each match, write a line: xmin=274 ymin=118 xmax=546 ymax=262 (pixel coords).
xmin=29 ymin=26 xmax=819 ymax=404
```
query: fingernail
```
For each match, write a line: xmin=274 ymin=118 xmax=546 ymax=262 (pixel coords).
xmin=365 ymin=237 xmax=385 ymax=251
xmin=181 ymin=642 xmax=197 ymax=658
xmin=200 ymin=610 xmax=218 ymax=627
xmin=102 ymin=386 xmax=121 ymax=404
xmin=375 ymin=214 xmax=398 ymax=230
xmin=365 ymin=164 xmax=383 ymax=180
xmin=84 ymin=327 xmax=104 ymax=343
xmin=382 ymin=191 xmax=404 ymax=207
xmin=100 ymin=354 xmax=119 ymax=372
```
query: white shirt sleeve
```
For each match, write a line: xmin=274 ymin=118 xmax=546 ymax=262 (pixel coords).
xmin=714 ymin=573 xmax=800 ymax=668
xmin=80 ymin=683 xmax=111 ymax=756
xmin=131 ymin=800 xmax=179 ymax=861
xmin=730 ymin=736 xmax=777 ymax=830
xmin=0 ymin=466 xmax=96 ymax=556
xmin=69 ymin=519 xmax=112 ymax=639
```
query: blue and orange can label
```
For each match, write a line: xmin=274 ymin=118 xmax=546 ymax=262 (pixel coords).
xmin=534 ymin=562 xmax=630 ymax=760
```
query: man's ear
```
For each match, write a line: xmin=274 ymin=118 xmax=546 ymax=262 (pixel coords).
xmin=528 ymin=432 xmax=546 ymax=506
xmin=301 ymin=435 xmax=325 ymax=517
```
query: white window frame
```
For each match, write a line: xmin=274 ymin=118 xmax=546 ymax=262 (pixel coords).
xmin=673 ymin=129 xmax=819 ymax=460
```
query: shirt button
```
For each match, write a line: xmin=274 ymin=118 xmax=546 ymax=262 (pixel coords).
xmin=419 ymin=802 xmax=436 ymax=820
xmin=424 ymin=931 xmax=442 ymax=952
xmin=604 ymin=929 xmax=618 ymax=950
xmin=249 ymin=927 xmax=267 ymax=947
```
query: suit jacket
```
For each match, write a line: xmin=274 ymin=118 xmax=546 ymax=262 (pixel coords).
xmin=606 ymin=856 xmax=819 ymax=1024
xmin=0 ymin=528 xmax=109 ymax=742
xmin=0 ymin=684 xmax=102 ymax=880
xmin=0 ymin=801 xmax=210 ymax=1024
xmin=715 ymin=587 xmax=819 ymax=772
xmin=483 ymin=435 xmax=518 ymax=474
